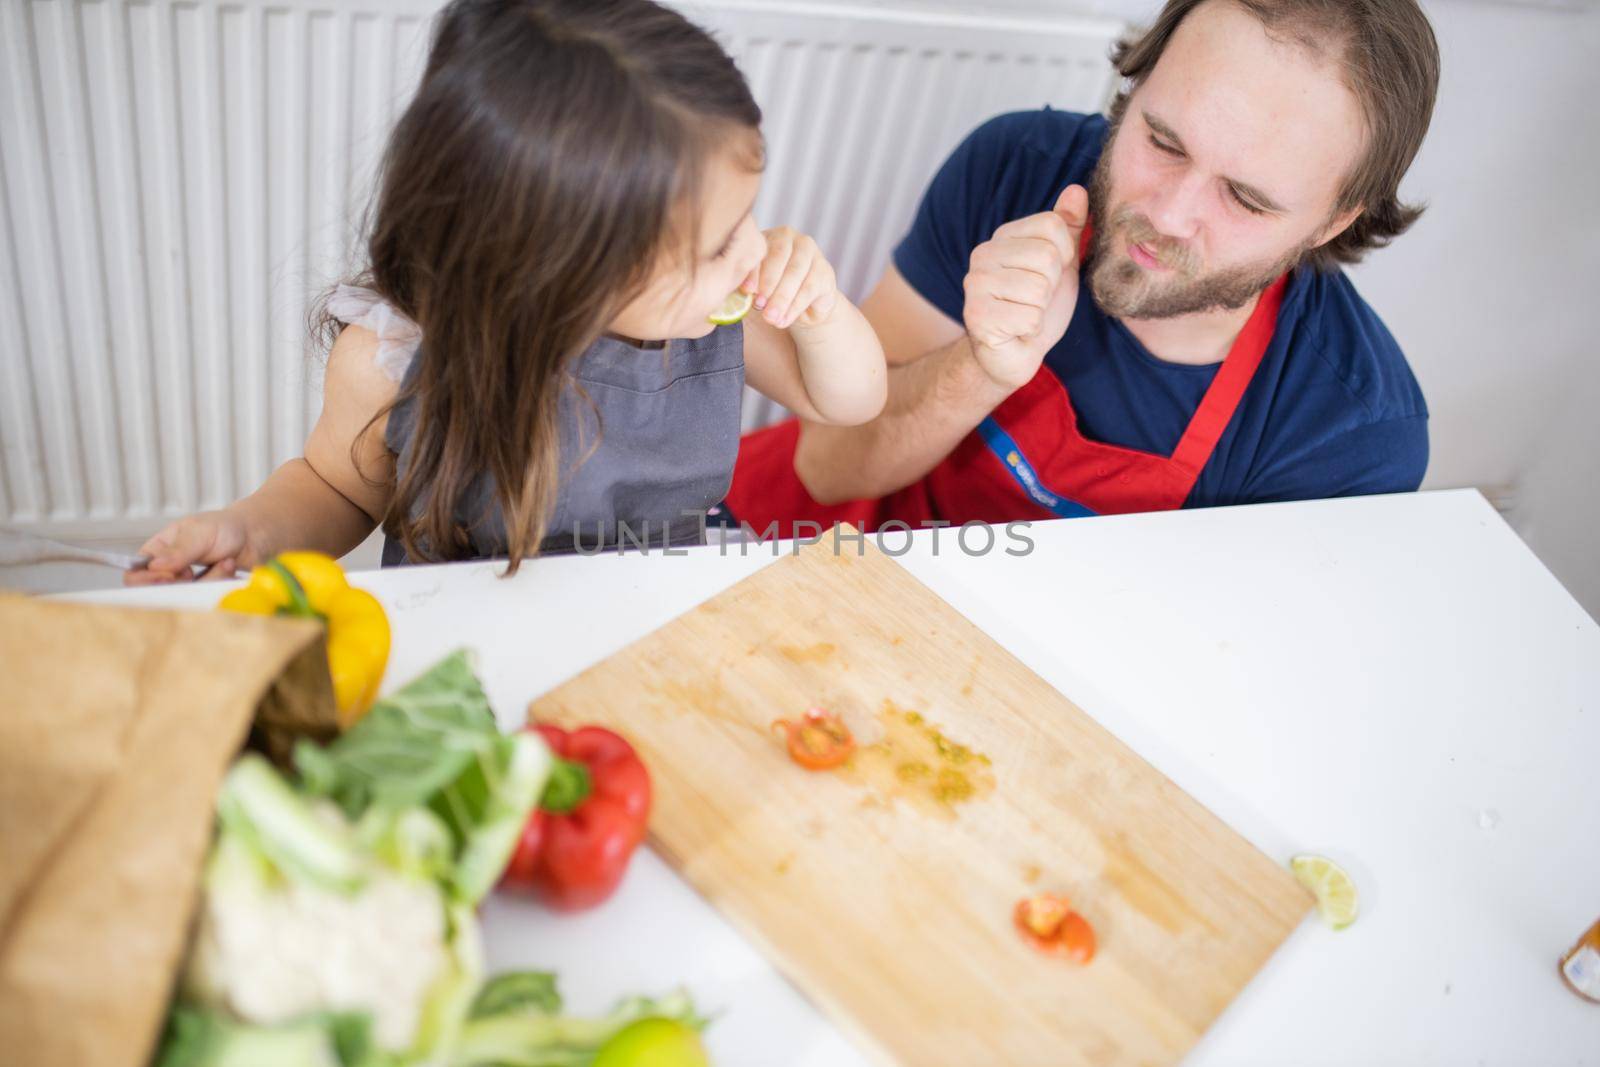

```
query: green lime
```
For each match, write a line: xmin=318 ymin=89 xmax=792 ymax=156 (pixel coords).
xmin=707 ymin=290 xmax=754 ymax=326
xmin=1291 ymin=853 xmax=1359 ymax=930
xmin=593 ymin=1017 xmax=710 ymax=1067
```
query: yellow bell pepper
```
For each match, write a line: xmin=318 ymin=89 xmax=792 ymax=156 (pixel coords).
xmin=219 ymin=551 xmax=391 ymax=728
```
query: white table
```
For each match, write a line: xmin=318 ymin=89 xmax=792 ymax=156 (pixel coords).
xmin=76 ymin=489 xmax=1600 ymax=1065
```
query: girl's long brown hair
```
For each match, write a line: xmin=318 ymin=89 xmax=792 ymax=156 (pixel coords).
xmin=333 ymin=0 xmax=760 ymax=571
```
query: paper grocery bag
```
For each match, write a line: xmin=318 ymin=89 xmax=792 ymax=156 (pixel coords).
xmin=0 ymin=596 xmax=337 ymax=1067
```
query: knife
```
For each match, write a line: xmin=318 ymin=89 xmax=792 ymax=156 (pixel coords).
xmin=0 ymin=529 xmax=200 ymax=574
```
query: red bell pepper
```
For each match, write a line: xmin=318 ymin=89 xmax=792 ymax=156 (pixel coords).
xmin=501 ymin=724 xmax=652 ymax=911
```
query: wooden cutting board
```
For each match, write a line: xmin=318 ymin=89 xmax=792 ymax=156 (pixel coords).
xmin=528 ymin=531 xmax=1310 ymax=1066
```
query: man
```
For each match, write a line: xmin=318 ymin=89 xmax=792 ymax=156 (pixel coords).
xmin=723 ymin=0 xmax=1439 ymax=536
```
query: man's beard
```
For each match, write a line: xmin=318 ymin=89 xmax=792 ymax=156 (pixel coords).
xmin=1085 ymin=131 xmax=1313 ymax=321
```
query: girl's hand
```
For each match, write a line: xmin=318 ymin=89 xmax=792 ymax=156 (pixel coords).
xmin=126 ymin=509 xmax=255 ymax=585
xmin=743 ymin=227 xmax=840 ymax=330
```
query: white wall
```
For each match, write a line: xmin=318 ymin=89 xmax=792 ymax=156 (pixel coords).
xmin=881 ymin=0 xmax=1600 ymax=614
xmin=1348 ymin=0 xmax=1600 ymax=615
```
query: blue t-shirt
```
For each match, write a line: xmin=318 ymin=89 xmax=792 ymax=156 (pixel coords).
xmin=893 ymin=109 xmax=1429 ymax=507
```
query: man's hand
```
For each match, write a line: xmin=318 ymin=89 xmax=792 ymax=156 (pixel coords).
xmin=962 ymin=184 xmax=1088 ymax=391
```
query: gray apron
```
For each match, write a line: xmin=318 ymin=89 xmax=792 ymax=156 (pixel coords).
xmin=381 ymin=324 xmax=744 ymax=564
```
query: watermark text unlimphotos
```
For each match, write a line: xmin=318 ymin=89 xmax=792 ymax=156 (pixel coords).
xmin=568 ymin=512 xmax=1036 ymax=558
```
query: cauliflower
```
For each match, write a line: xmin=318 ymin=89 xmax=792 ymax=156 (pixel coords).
xmin=184 ymin=839 xmax=451 ymax=1048
xmin=178 ymin=755 xmax=481 ymax=1056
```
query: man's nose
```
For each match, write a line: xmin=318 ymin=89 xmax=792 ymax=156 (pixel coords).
xmin=1145 ymin=171 xmax=1207 ymax=242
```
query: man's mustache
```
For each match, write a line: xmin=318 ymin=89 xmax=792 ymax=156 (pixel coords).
xmin=1111 ymin=208 xmax=1200 ymax=276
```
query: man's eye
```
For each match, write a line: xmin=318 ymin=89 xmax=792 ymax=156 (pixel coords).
xmin=1230 ymin=187 xmax=1266 ymax=215
xmin=1149 ymin=134 xmax=1182 ymax=157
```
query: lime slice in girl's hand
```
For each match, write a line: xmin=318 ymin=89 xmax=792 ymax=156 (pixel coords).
xmin=1291 ymin=854 xmax=1359 ymax=930
xmin=707 ymin=289 xmax=754 ymax=326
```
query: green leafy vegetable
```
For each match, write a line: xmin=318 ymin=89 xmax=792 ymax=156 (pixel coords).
xmin=450 ymin=989 xmax=705 ymax=1067
xmin=296 ymin=650 xmax=551 ymax=904
xmin=297 ymin=651 xmax=496 ymax=812
xmin=355 ymin=804 xmax=455 ymax=883
xmin=470 ymin=971 xmax=562 ymax=1019
xmin=410 ymin=900 xmax=488 ymax=1063
xmin=154 ymin=1005 xmax=386 ymax=1067
xmin=217 ymin=752 xmax=366 ymax=892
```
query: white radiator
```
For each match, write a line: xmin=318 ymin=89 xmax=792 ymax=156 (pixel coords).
xmin=0 ymin=0 xmax=1125 ymax=542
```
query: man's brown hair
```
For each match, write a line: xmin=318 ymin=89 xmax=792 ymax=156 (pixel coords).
xmin=1109 ymin=0 xmax=1440 ymax=269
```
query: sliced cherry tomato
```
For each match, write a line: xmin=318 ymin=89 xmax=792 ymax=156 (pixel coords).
xmin=1054 ymin=910 xmax=1097 ymax=964
xmin=1014 ymin=893 xmax=1096 ymax=963
xmin=772 ymin=707 xmax=854 ymax=770
xmin=1015 ymin=893 xmax=1074 ymax=950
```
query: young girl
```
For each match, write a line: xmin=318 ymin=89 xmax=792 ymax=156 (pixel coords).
xmin=129 ymin=0 xmax=884 ymax=582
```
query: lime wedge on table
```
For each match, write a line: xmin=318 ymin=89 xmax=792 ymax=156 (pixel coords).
xmin=1291 ymin=854 xmax=1359 ymax=930
xmin=707 ymin=289 xmax=754 ymax=325
xmin=593 ymin=1018 xmax=709 ymax=1067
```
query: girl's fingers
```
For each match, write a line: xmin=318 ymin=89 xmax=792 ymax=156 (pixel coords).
xmin=159 ymin=522 xmax=217 ymax=569
xmin=753 ymin=229 xmax=840 ymax=324
xmin=128 ymin=511 xmax=247 ymax=585
xmin=755 ymin=231 xmax=795 ymax=308
xmin=156 ymin=557 xmax=201 ymax=580
xmin=197 ymin=558 xmax=238 ymax=582
xmin=126 ymin=551 xmax=171 ymax=585
xmin=782 ymin=274 xmax=825 ymax=328
xmin=792 ymin=281 xmax=838 ymax=327
xmin=755 ymin=256 xmax=786 ymax=309
xmin=124 ymin=558 xmax=195 ymax=587
xmin=765 ymin=253 xmax=814 ymax=326
xmin=136 ymin=525 xmax=180 ymax=560
xmin=138 ymin=546 xmax=185 ymax=577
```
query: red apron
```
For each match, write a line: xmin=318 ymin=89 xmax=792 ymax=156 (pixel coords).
xmin=724 ymin=233 xmax=1286 ymax=534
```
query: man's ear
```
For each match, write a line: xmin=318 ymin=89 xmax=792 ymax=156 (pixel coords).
xmin=1313 ymin=204 xmax=1364 ymax=248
